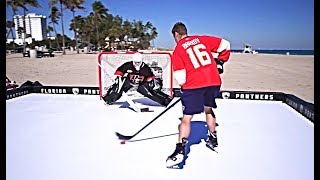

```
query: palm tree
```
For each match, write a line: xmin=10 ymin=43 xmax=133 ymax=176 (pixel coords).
xmin=92 ymin=1 xmax=108 ymax=48
xmin=132 ymin=20 xmax=144 ymax=38
xmin=122 ymin=20 xmax=132 ymax=38
xmin=149 ymin=26 xmax=158 ymax=48
xmin=49 ymin=6 xmax=62 ymax=50
xmin=49 ymin=0 xmax=68 ymax=54
xmin=82 ymin=14 xmax=95 ymax=47
xmin=65 ymin=0 xmax=85 ymax=53
xmin=46 ymin=26 xmax=54 ymax=48
xmin=7 ymin=0 xmax=25 ymax=51
xmin=21 ymin=0 xmax=40 ymax=10
xmin=6 ymin=21 xmax=14 ymax=39
xmin=17 ymin=26 xmax=25 ymax=36
xmin=129 ymin=20 xmax=158 ymax=49
xmin=144 ymin=21 xmax=158 ymax=46
xmin=131 ymin=20 xmax=144 ymax=47
xmin=108 ymin=15 xmax=124 ymax=40
xmin=70 ymin=15 xmax=85 ymax=49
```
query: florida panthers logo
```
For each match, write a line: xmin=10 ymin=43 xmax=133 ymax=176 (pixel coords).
xmin=72 ymin=88 xmax=79 ymax=95
xmin=129 ymin=74 xmax=144 ymax=85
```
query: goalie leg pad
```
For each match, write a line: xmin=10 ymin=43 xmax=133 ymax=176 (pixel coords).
xmin=102 ymin=77 xmax=132 ymax=105
xmin=102 ymin=92 xmax=121 ymax=105
xmin=137 ymin=82 xmax=172 ymax=107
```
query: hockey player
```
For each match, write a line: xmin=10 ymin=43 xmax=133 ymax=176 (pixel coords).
xmin=166 ymin=22 xmax=230 ymax=168
xmin=102 ymin=52 xmax=173 ymax=107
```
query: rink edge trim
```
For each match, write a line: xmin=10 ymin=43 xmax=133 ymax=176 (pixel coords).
xmin=6 ymin=85 xmax=314 ymax=122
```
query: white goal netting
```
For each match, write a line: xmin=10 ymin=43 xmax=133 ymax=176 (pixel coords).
xmin=98 ymin=52 xmax=177 ymax=98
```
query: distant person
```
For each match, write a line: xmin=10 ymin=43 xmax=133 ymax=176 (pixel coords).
xmin=102 ymin=52 xmax=172 ymax=107
xmin=6 ymin=76 xmax=18 ymax=90
xmin=166 ymin=22 xmax=231 ymax=168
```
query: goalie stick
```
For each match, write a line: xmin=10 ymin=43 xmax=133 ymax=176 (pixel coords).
xmin=115 ymin=97 xmax=181 ymax=140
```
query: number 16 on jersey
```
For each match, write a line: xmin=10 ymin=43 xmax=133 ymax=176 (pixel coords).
xmin=186 ymin=44 xmax=213 ymax=69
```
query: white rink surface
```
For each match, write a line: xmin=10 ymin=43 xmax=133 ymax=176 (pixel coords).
xmin=6 ymin=94 xmax=314 ymax=180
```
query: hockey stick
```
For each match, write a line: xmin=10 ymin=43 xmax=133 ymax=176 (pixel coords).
xmin=115 ymin=97 xmax=181 ymax=140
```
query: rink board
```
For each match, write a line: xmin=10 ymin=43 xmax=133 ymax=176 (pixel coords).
xmin=6 ymin=94 xmax=313 ymax=180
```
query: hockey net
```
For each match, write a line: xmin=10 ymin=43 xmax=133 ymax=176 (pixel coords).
xmin=98 ymin=51 xmax=176 ymax=98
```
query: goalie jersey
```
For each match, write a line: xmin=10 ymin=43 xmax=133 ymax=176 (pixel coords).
xmin=114 ymin=61 xmax=156 ymax=86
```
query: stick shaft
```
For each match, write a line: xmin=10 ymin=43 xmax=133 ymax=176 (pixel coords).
xmin=116 ymin=98 xmax=181 ymax=140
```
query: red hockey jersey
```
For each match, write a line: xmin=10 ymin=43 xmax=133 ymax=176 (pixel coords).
xmin=172 ymin=35 xmax=230 ymax=89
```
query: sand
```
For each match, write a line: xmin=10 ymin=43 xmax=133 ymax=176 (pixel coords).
xmin=6 ymin=51 xmax=314 ymax=103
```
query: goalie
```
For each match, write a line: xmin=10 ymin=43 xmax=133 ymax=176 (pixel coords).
xmin=102 ymin=52 xmax=173 ymax=107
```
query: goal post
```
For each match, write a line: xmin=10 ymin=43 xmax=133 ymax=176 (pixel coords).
xmin=98 ymin=51 xmax=177 ymax=98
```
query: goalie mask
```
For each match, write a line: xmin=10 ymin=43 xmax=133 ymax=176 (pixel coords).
xmin=132 ymin=52 xmax=143 ymax=71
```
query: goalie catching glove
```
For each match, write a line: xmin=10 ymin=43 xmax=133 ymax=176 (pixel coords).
xmin=215 ymin=58 xmax=224 ymax=74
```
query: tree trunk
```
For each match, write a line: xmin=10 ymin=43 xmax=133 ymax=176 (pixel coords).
xmin=49 ymin=39 xmax=52 ymax=49
xmin=11 ymin=27 xmax=15 ymax=51
xmin=23 ymin=9 xmax=26 ymax=53
xmin=53 ymin=23 xmax=60 ymax=50
xmin=60 ymin=1 xmax=66 ymax=54
xmin=48 ymin=31 xmax=52 ymax=48
xmin=28 ymin=16 xmax=32 ymax=38
xmin=72 ymin=10 xmax=79 ymax=54
xmin=95 ymin=16 xmax=100 ymax=48
xmin=11 ymin=11 xmax=16 ymax=52
xmin=6 ymin=28 xmax=16 ymax=51
xmin=6 ymin=28 xmax=12 ymax=39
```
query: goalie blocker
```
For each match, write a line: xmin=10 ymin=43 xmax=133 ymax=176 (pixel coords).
xmin=102 ymin=76 xmax=173 ymax=107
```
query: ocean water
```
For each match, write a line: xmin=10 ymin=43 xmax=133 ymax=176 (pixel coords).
xmin=232 ymin=49 xmax=314 ymax=55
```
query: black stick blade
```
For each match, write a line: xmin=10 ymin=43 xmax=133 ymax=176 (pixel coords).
xmin=115 ymin=132 xmax=133 ymax=140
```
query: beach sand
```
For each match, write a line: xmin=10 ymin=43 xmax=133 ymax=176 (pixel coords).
xmin=6 ymin=51 xmax=314 ymax=103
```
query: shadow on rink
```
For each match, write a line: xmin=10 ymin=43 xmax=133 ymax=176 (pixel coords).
xmin=176 ymin=120 xmax=209 ymax=169
xmin=112 ymin=97 xmax=164 ymax=112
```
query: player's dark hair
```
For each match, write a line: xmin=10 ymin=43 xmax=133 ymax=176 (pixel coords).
xmin=172 ymin=22 xmax=187 ymax=36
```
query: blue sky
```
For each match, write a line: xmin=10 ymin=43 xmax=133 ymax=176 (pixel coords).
xmin=6 ymin=0 xmax=314 ymax=49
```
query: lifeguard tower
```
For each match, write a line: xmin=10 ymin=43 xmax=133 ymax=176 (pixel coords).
xmin=242 ymin=44 xmax=258 ymax=54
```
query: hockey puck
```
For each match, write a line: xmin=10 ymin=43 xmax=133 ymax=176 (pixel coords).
xmin=120 ymin=140 xmax=126 ymax=145
xmin=140 ymin=107 xmax=150 ymax=112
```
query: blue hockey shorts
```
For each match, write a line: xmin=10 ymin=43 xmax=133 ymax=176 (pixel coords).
xmin=181 ymin=85 xmax=221 ymax=115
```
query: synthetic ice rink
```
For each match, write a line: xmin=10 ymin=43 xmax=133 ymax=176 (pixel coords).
xmin=6 ymin=94 xmax=314 ymax=180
